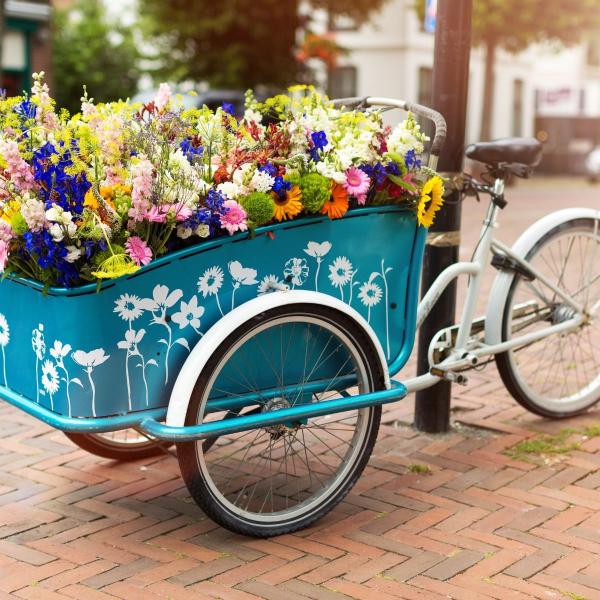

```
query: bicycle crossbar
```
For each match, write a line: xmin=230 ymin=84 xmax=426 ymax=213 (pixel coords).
xmin=139 ymin=381 xmax=407 ymax=442
xmin=0 ymin=380 xmax=406 ymax=441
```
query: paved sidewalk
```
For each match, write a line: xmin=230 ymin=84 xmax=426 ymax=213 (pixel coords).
xmin=2 ymin=178 xmax=600 ymax=599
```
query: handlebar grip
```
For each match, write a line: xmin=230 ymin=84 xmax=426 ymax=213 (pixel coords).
xmin=331 ymin=97 xmax=370 ymax=110
xmin=402 ymin=101 xmax=447 ymax=158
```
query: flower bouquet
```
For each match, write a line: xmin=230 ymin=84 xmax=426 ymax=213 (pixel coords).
xmin=0 ymin=74 xmax=444 ymax=288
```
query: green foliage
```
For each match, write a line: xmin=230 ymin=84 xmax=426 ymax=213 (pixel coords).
xmin=407 ymin=463 xmax=431 ymax=474
xmin=10 ymin=212 xmax=27 ymax=235
xmin=506 ymin=428 xmax=580 ymax=462
xmin=299 ymin=173 xmax=331 ymax=212
xmin=52 ymin=0 xmax=140 ymax=113
xmin=138 ymin=0 xmax=388 ymax=89
xmin=239 ymin=191 xmax=275 ymax=227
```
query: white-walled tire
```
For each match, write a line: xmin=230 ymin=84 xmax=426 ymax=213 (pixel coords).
xmin=177 ymin=304 xmax=385 ymax=537
xmin=496 ymin=218 xmax=600 ymax=417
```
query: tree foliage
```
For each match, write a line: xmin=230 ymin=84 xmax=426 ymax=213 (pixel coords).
xmin=138 ymin=0 xmax=388 ymax=89
xmin=52 ymin=0 xmax=140 ymax=114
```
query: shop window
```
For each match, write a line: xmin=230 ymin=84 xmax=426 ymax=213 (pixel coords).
xmin=328 ymin=66 xmax=357 ymax=99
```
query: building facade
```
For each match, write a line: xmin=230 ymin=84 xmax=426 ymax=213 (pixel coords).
xmin=323 ymin=0 xmax=600 ymax=172
xmin=3 ymin=0 xmax=52 ymax=96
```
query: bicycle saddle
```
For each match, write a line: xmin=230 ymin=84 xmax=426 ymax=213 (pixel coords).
xmin=465 ymin=138 xmax=543 ymax=169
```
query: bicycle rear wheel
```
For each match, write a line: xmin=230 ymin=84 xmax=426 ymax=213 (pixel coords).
xmin=496 ymin=218 xmax=600 ymax=417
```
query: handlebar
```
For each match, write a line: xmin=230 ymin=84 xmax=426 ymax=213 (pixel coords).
xmin=332 ymin=96 xmax=447 ymax=170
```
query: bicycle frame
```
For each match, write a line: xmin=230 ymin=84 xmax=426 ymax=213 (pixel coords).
xmin=402 ymin=178 xmax=587 ymax=393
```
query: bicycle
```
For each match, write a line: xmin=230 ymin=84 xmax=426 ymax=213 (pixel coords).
xmin=404 ymin=135 xmax=600 ymax=419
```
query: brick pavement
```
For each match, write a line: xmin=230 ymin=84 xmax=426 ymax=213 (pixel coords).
xmin=2 ymin=178 xmax=600 ymax=599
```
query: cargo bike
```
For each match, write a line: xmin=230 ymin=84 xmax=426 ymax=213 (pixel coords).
xmin=4 ymin=98 xmax=600 ymax=538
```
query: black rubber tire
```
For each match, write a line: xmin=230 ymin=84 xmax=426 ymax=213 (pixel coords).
xmin=177 ymin=303 xmax=385 ymax=538
xmin=495 ymin=218 xmax=600 ymax=418
xmin=65 ymin=432 xmax=173 ymax=461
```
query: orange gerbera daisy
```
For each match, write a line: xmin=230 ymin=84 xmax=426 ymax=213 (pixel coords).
xmin=272 ymin=185 xmax=303 ymax=221
xmin=321 ymin=183 xmax=349 ymax=219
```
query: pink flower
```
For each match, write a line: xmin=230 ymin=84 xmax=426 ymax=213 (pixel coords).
xmin=0 ymin=221 xmax=13 ymax=243
xmin=0 ymin=240 xmax=9 ymax=272
xmin=175 ymin=204 xmax=193 ymax=222
xmin=154 ymin=83 xmax=172 ymax=112
xmin=144 ymin=205 xmax=168 ymax=223
xmin=0 ymin=140 xmax=34 ymax=191
xmin=125 ymin=236 xmax=153 ymax=266
xmin=356 ymin=193 xmax=367 ymax=206
xmin=344 ymin=167 xmax=370 ymax=197
xmin=220 ymin=200 xmax=248 ymax=235
xmin=128 ymin=159 xmax=154 ymax=222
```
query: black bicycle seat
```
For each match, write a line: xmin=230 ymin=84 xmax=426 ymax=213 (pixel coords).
xmin=465 ymin=138 xmax=543 ymax=169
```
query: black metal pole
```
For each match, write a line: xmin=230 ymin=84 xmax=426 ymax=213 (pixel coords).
xmin=414 ymin=0 xmax=472 ymax=433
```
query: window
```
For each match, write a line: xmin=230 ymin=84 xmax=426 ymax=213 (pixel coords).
xmin=513 ymin=79 xmax=524 ymax=137
xmin=418 ymin=66 xmax=433 ymax=106
xmin=328 ymin=13 xmax=359 ymax=32
xmin=328 ymin=66 xmax=357 ymax=99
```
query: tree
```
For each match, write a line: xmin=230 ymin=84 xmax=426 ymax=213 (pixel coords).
xmin=416 ymin=0 xmax=600 ymax=140
xmin=52 ymin=0 xmax=140 ymax=114
xmin=138 ymin=0 xmax=388 ymax=89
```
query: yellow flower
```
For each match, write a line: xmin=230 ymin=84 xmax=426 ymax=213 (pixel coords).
xmin=1 ymin=200 xmax=20 ymax=224
xmin=272 ymin=186 xmax=303 ymax=221
xmin=417 ymin=176 xmax=444 ymax=228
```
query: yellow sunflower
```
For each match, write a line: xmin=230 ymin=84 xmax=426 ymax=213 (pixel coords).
xmin=417 ymin=176 xmax=444 ymax=228
xmin=272 ymin=185 xmax=303 ymax=221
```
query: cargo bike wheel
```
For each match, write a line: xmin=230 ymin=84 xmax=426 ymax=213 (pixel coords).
xmin=177 ymin=304 xmax=385 ymax=537
xmin=65 ymin=431 xmax=173 ymax=461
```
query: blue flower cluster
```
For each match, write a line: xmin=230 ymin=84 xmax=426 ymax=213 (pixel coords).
xmin=180 ymin=138 xmax=204 ymax=163
xmin=14 ymin=98 xmax=36 ymax=122
xmin=405 ymin=149 xmax=422 ymax=170
xmin=183 ymin=188 xmax=228 ymax=236
xmin=32 ymin=142 xmax=91 ymax=215
xmin=258 ymin=162 xmax=291 ymax=199
xmin=309 ymin=130 xmax=328 ymax=162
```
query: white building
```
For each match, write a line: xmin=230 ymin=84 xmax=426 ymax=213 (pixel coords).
xmin=322 ymin=0 xmax=600 ymax=164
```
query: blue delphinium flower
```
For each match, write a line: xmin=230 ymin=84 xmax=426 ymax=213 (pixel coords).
xmin=405 ymin=149 xmax=422 ymax=170
xmin=258 ymin=162 xmax=278 ymax=177
xmin=180 ymin=138 xmax=204 ymax=163
xmin=221 ymin=102 xmax=235 ymax=116
xmin=272 ymin=176 xmax=291 ymax=199
xmin=386 ymin=162 xmax=401 ymax=176
xmin=183 ymin=188 xmax=228 ymax=236
xmin=311 ymin=131 xmax=328 ymax=150
xmin=14 ymin=98 xmax=36 ymax=121
xmin=32 ymin=141 xmax=90 ymax=215
xmin=360 ymin=163 xmax=387 ymax=186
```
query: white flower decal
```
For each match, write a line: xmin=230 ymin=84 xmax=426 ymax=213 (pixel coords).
xmin=41 ymin=359 xmax=60 ymax=409
xmin=228 ymin=261 xmax=258 ymax=310
xmin=0 ymin=313 xmax=9 ymax=386
xmin=358 ymin=280 xmax=383 ymax=322
xmin=304 ymin=241 xmax=332 ymax=259
xmin=198 ymin=266 xmax=225 ymax=316
xmin=116 ymin=329 xmax=157 ymax=407
xmin=49 ymin=339 xmax=81 ymax=417
xmin=257 ymin=275 xmax=289 ymax=295
xmin=328 ymin=256 xmax=357 ymax=302
xmin=140 ymin=284 xmax=189 ymax=385
xmin=114 ymin=294 xmax=144 ymax=322
xmin=73 ymin=348 xmax=110 ymax=417
xmin=198 ymin=266 xmax=224 ymax=297
xmin=117 ymin=329 xmax=146 ymax=353
xmin=32 ymin=324 xmax=45 ymax=402
xmin=304 ymin=241 xmax=331 ymax=291
xmin=283 ymin=257 xmax=309 ymax=288
xmin=172 ymin=296 xmax=205 ymax=334
xmin=140 ymin=284 xmax=183 ymax=313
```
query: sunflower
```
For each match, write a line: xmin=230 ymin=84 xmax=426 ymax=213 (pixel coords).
xmin=272 ymin=185 xmax=303 ymax=221
xmin=417 ymin=176 xmax=444 ymax=228
xmin=320 ymin=183 xmax=349 ymax=220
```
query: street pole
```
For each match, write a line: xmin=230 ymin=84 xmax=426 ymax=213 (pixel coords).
xmin=414 ymin=0 xmax=472 ymax=433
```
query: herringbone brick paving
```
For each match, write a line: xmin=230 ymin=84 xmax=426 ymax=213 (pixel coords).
xmin=2 ymin=178 xmax=600 ymax=599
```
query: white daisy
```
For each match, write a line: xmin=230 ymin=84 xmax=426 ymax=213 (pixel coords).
xmin=114 ymin=293 xmax=144 ymax=322
xmin=41 ymin=359 xmax=60 ymax=395
xmin=283 ymin=258 xmax=309 ymax=287
xmin=0 ymin=313 xmax=9 ymax=347
xmin=329 ymin=256 xmax=354 ymax=288
xmin=198 ymin=266 xmax=224 ymax=297
xmin=257 ymin=275 xmax=289 ymax=295
xmin=358 ymin=281 xmax=383 ymax=308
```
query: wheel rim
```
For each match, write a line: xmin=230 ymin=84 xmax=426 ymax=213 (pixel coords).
xmin=506 ymin=225 xmax=600 ymax=411
xmin=89 ymin=429 xmax=160 ymax=448
xmin=194 ymin=315 xmax=374 ymax=524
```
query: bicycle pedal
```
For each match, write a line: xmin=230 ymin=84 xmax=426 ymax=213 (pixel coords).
xmin=430 ymin=367 xmax=468 ymax=386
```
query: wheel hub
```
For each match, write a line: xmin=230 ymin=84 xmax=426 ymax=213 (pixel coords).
xmin=552 ymin=304 xmax=578 ymax=325
xmin=263 ymin=397 xmax=294 ymax=438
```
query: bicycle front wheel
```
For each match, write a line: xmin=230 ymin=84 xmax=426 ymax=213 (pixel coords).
xmin=177 ymin=304 xmax=384 ymax=537
xmin=496 ymin=217 xmax=600 ymax=417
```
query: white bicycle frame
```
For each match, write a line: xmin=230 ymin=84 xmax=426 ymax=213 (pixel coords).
xmin=403 ymin=178 xmax=590 ymax=393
